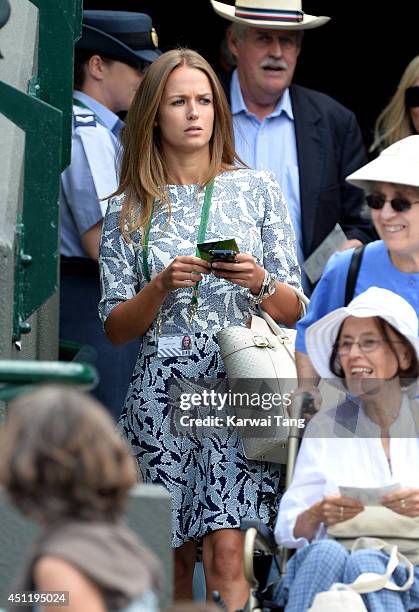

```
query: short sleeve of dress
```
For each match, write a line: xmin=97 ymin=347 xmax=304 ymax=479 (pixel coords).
xmin=259 ymin=171 xmax=302 ymax=292
xmin=98 ymin=196 xmax=139 ymax=324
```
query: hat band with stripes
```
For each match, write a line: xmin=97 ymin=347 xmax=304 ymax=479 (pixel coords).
xmin=235 ymin=5 xmax=304 ymax=22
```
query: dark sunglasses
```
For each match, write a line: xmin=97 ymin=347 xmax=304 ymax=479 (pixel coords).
xmin=366 ymin=193 xmax=419 ymax=212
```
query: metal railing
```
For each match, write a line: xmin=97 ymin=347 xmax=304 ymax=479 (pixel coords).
xmin=0 ymin=358 xmax=97 ymax=402
xmin=0 ymin=0 xmax=82 ymax=341
xmin=0 ymin=2 xmax=101 ymax=400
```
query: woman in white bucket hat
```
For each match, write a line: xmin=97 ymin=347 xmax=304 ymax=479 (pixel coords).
xmin=296 ymin=135 xmax=419 ymax=394
xmin=274 ymin=287 xmax=419 ymax=611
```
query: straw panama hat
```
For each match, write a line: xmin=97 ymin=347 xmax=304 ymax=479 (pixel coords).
xmin=346 ymin=135 xmax=419 ymax=194
xmin=305 ymin=287 xmax=419 ymax=380
xmin=210 ymin=0 xmax=330 ymax=30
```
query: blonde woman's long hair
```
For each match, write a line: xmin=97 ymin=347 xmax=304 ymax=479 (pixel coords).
xmin=115 ymin=49 xmax=241 ymax=241
xmin=370 ymin=55 xmax=419 ymax=154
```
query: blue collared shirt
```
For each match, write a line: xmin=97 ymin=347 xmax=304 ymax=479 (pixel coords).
xmin=230 ymin=70 xmax=308 ymax=291
xmin=60 ymin=92 xmax=123 ymax=257
xmin=73 ymin=91 xmax=123 ymax=140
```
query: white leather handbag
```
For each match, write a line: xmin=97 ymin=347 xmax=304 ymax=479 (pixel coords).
xmin=216 ymin=289 xmax=309 ymax=463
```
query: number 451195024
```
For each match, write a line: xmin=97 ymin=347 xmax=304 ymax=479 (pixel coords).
xmin=7 ymin=591 xmax=69 ymax=606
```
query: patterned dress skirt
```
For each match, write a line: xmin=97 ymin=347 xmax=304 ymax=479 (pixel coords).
xmin=119 ymin=332 xmax=281 ymax=548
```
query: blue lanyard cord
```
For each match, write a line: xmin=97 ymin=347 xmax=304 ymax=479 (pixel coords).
xmin=142 ymin=180 xmax=215 ymax=320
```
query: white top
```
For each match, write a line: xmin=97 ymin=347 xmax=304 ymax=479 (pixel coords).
xmin=274 ymin=394 xmax=419 ymax=549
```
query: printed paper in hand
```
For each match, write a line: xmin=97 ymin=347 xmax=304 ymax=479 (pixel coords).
xmin=303 ymin=224 xmax=347 ymax=283
xmin=339 ymin=483 xmax=401 ymax=506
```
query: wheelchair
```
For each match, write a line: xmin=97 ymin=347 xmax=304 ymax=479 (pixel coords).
xmin=239 ymin=392 xmax=318 ymax=612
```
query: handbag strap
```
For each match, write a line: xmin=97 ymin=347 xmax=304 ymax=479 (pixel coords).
xmin=256 ymin=282 xmax=309 ymax=319
xmin=289 ymin=284 xmax=310 ymax=318
xmin=344 ymin=245 xmax=365 ymax=306
xmin=250 ymin=313 xmax=296 ymax=362
xmin=249 ymin=282 xmax=309 ymax=358
xmin=252 ymin=311 xmax=291 ymax=342
xmin=257 ymin=309 xmax=294 ymax=339
xmin=333 ymin=537 xmax=414 ymax=594
xmin=275 ymin=283 xmax=310 ymax=318
xmin=250 ymin=282 xmax=309 ymax=336
xmin=250 ymin=314 xmax=274 ymax=336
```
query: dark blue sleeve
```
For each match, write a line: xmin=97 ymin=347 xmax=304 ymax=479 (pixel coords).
xmin=295 ymin=248 xmax=354 ymax=353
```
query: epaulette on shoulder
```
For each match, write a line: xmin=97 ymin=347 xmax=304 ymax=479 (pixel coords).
xmin=73 ymin=113 xmax=97 ymax=128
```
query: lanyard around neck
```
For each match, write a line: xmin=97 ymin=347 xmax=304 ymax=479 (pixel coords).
xmin=142 ymin=180 xmax=215 ymax=322
xmin=143 ymin=180 xmax=214 ymax=282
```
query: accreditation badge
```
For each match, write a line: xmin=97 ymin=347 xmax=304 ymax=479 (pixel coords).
xmin=157 ymin=333 xmax=195 ymax=359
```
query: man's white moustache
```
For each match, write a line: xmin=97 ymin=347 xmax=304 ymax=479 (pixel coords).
xmin=260 ymin=60 xmax=288 ymax=69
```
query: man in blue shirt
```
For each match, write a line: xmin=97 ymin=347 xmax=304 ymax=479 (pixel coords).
xmin=60 ymin=11 xmax=160 ymax=418
xmin=211 ymin=0 xmax=374 ymax=294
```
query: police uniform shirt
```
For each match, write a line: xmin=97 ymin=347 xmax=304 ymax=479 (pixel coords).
xmin=60 ymin=91 xmax=123 ymax=258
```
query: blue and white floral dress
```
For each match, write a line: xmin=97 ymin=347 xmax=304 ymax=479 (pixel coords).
xmin=99 ymin=169 xmax=301 ymax=547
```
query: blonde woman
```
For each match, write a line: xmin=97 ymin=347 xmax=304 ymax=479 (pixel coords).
xmin=370 ymin=55 xmax=419 ymax=154
xmin=98 ymin=48 xmax=302 ymax=609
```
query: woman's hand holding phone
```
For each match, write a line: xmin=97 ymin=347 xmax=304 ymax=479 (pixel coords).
xmin=208 ymin=249 xmax=237 ymax=263
xmin=157 ymin=256 xmax=211 ymax=292
xmin=211 ymin=252 xmax=265 ymax=293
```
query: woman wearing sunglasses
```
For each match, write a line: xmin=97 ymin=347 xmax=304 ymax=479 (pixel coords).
xmin=295 ymin=135 xmax=419 ymax=389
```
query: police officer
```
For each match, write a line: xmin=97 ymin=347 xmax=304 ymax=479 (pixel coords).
xmin=60 ymin=11 xmax=160 ymax=418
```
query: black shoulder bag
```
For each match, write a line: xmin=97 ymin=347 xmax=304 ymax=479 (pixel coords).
xmin=344 ymin=245 xmax=366 ymax=306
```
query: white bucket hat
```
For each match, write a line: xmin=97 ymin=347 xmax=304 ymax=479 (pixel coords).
xmin=346 ymin=135 xmax=419 ymax=194
xmin=210 ymin=0 xmax=330 ymax=30
xmin=305 ymin=287 xmax=419 ymax=380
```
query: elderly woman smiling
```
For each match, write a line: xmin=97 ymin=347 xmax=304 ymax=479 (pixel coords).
xmin=296 ymin=135 xmax=419 ymax=389
xmin=274 ymin=287 xmax=419 ymax=612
